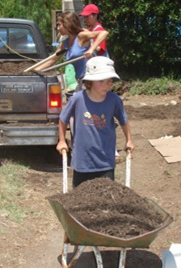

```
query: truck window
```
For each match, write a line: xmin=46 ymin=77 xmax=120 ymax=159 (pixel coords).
xmin=0 ymin=28 xmax=7 ymax=48
xmin=0 ymin=27 xmax=37 ymax=54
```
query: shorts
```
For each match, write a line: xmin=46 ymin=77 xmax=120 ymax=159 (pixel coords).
xmin=73 ymin=169 xmax=114 ymax=188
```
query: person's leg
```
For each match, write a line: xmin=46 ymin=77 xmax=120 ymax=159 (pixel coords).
xmin=69 ymin=82 xmax=85 ymax=144
xmin=69 ymin=117 xmax=74 ymax=145
xmin=115 ymin=122 xmax=120 ymax=163
xmin=115 ymin=148 xmax=120 ymax=163
xmin=73 ymin=169 xmax=114 ymax=188
xmin=115 ymin=149 xmax=120 ymax=156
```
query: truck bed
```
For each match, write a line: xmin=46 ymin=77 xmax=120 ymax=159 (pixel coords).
xmin=0 ymin=61 xmax=63 ymax=145
xmin=0 ymin=60 xmax=56 ymax=75
xmin=0 ymin=18 xmax=63 ymax=146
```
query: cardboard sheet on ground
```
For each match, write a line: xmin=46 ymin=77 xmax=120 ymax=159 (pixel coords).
xmin=148 ymin=136 xmax=181 ymax=163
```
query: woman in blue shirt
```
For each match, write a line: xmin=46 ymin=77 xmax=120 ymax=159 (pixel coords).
xmin=36 ymin=11 xmax=108 ymax=84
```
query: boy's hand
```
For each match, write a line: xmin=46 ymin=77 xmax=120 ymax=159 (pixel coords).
xmin=123 ymin=140 xmax=135 ymax=152
xmin=56 ymin=141 xmax=68 ymax=155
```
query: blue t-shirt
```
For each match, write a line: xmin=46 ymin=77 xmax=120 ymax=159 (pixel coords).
xmin=60 ymin=90 xmax=127 ymax=172
xmin=63 ymin=37 xmax=90 ymax=79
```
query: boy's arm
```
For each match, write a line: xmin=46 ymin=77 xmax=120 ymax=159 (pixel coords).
xmin=56 ymin=120 xmax=69 ymax=154
xmin=121 ymin=121 xmax=135 ymax=152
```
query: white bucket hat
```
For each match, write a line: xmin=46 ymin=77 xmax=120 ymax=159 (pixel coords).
xmin=83 ymin=56 xmax=120 ymax=81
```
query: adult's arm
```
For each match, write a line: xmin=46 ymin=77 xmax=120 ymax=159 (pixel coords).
xmin=35 ymin=42 xmax=65 ymax=71
xmin=78 ymin=30 xmax=109 ymax=58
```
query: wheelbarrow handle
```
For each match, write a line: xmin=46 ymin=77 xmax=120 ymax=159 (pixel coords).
xmin=126 ymin=147 xmax=132 ymax=155
xmin=62 ymin=149 xmax=68 ymax=194
xmin=23 ymin=48 xmax=68 ymax=73
xmin=40 ymin=55 xmax=85 ymax=72
xmin=125 ymin=147 xmax=131 ymax=188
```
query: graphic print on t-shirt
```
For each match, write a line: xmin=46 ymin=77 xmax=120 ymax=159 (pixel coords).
xmin=83 ymin=112 xmax=106 ymax=129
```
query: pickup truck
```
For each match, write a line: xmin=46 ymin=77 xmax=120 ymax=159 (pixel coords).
xmin=0 ymin=18 xmax=64 ymax=146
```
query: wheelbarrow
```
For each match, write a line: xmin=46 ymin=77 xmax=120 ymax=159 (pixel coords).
xmin=48 ymin=149 xmax=173 ymax=268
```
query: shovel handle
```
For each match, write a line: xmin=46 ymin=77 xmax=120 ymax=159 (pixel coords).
xmin=125 ymin=147 xmax=131 ymax=188
xmin=56 ymin=48 xmax=68 ymax=57
xmin=62 ymin=149 xmax=68 ymax=194
xmin=23 ymin=48 xmax=67 ymax=73
xmin=41 ymin=55 xmax=85 ymax=72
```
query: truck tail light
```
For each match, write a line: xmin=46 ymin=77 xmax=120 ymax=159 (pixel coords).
xmin=49 ymin=85 xmax=61 ymax=108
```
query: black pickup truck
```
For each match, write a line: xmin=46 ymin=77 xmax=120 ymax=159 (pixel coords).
xmin=0 ymin=18 xmax=64 ymax=146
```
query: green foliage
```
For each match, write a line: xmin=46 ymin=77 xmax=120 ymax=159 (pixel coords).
xmin=1 ymin=0 xmax=180 ymax=78
xmin=0 ymin=0 xmax=62 ymax=44
xmin=112 ymin=76 xmax=181 ymax=96
xmin=129 ymin=77 xmax=181 ymax=95
xmin=84 ymin=0 xmax=181 ymax=78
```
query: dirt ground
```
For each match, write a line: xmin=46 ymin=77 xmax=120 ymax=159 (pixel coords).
xmin=0 ymin=94 xmax=181 ymax=268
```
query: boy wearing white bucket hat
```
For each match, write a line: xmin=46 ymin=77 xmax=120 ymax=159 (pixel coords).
xmin=57 ymin=56 xmax=134 ymax=187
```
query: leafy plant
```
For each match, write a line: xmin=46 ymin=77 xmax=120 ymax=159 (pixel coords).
xmin=83 ymin=0 xmax=181 ymax=78
xmin=0 ymin=0 xmax=62 ymax=44
xmin=111 ymin=76 xmax=181 ymax=96
xmin=0 ymin=0 xmax=181 ymax=78
xmin=129 ymin=77 xmax=181 ymax=95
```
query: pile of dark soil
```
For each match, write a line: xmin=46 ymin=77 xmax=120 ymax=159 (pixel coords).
xmin=125 ymin=103 xmax=181 ymax=120
xmin=0 ymin=61 xmax=56 ymax=75
xmin=49 ymin=178 xmax=165 ymax=239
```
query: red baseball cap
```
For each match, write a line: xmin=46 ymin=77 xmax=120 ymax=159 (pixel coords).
xmin=79 ymin=4 xmax=100 ymax=16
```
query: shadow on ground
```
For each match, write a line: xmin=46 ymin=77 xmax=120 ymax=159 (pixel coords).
xmin=0 ymin=145 xmax=72 ymax=172
xmin=57 ymin=249 xmax=162 ymax=268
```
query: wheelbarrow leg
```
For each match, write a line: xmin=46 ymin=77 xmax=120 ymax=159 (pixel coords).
xmin=61 ymin=234 xmax=86 ymax=268
xmin=61 ymin=244 xmax=86 ymax=268
xmin=92 ymin=246 xmax=104 ymax=268
xmin=61 ymin=233 xmax=69 ymax=267
xmin=62 ymin=242 xmax=68 ymax=267
xmin=118 ymin=248 xmax=127 ymax=268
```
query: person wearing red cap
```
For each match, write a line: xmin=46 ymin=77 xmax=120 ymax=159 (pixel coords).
xmin=80 ymin=5 xmax=122 ymax=162
xmin=79 ymin=4 xmax=109 ymax=57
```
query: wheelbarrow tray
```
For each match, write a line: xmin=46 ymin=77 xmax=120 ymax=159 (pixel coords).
xmin=48 ymin=197 xmax=173 ymax=249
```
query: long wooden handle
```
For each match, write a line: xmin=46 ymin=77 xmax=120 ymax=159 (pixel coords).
xmin=62 ymin=149 xmax=68 ymax=194
xmin=23 ymin=48 xmax=67 ymax=73
xmin=40 ymin=55 xmax=85 ymax=72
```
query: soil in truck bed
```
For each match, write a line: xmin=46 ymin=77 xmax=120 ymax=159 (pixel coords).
xmin=0 ymin=61 xmax=57 ymax=75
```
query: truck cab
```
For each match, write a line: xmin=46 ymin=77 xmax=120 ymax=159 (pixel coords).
xmin=0 ymin=18 xmax=50 ymax=59
xmin=0 ymin=18 xmax=63 ymax=146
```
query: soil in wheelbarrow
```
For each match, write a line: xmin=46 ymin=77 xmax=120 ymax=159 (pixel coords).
xmin=49 ymin=178 xmax=165 ymax=239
